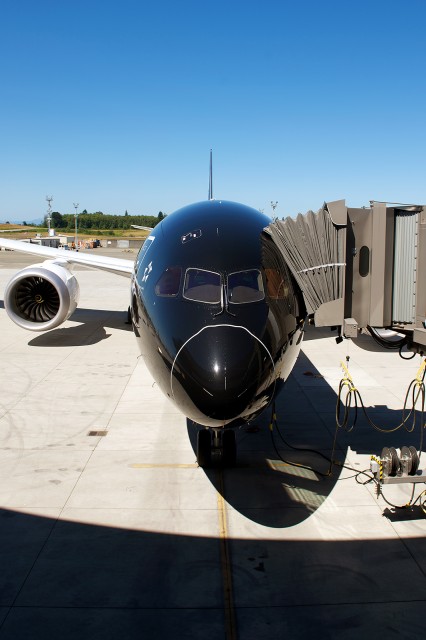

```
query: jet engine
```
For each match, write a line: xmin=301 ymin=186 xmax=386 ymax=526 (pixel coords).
xmin=3 ymin=261 xmax=80 ymax=332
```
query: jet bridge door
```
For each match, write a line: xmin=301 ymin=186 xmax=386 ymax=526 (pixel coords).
xmin=345 ymin=208 xmax=372 ymax=329
xmin=346 ymin=202 xmax=394 ymax=329
xmin=392 ymin=210 xmax=418 ymax=325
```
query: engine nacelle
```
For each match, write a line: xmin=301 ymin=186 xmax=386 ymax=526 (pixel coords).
xmin=4 ymin=261 xmax=80 ymax=332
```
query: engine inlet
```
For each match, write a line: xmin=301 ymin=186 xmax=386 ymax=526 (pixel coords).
xmin=14 ymin=276 xmax=60 ymax=322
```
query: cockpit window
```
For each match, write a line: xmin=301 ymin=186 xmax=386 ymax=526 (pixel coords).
xmin=183 ymin=268 xmax=222 ymax=304
xmin=155 ymin=266 xmax=182 ymax=297
xmin=227 ymin=269 xmax=264 ymax=304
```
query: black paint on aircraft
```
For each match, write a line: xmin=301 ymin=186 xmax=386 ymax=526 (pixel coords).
xmin=129 ymin=199 xmax=306 ymax=464
xmin=0 ymin=197 xmax=306 ymax=467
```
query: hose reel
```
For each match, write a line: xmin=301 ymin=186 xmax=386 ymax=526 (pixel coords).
xmin=371 ymin=446 xmax=421 ymax=482
xmin=379 ymin=446 xmax=419 ymax=477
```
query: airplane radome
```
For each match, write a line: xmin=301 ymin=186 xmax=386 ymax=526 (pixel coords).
xmin=0 ymin=199 xmax=306 ymax=467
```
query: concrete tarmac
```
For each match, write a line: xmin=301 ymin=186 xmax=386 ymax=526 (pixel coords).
xmin=0 ymin=248 xmax=426 ymax=639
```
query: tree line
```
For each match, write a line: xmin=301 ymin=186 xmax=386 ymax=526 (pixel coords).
xmin=43 ymin=210 xmax=166 ymax=230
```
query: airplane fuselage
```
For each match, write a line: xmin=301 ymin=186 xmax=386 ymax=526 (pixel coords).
xmin=131 ymin=200 xmax=306 ymax=429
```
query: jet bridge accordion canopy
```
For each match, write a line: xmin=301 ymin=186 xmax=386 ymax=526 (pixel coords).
xmin=265 ymin=199 xmax=426 ymax=354
xmin=264 ymin=203 xmax=346 ymax=317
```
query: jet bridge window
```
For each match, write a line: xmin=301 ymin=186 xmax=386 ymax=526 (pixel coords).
xmin=155 ymin=266 xmax=182 ymax=297
xmin=183 ymin=268 xmax=222 ymax=304
xmin=227 ymin=270 xmax=264 ymax=303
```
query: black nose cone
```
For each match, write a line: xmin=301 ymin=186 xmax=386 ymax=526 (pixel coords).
xmin=171 ymin=325 xmax=274 ymax=424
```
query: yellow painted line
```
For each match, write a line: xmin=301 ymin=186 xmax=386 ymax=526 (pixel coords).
xmin=129 ymin=463 xmax=198 ymax=469
xmin=130 ymin=460 xmax=237 ymax=637
xmin=216 ymin=470 xmax=237 ymax=640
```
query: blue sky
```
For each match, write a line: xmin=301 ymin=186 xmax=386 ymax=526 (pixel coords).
xmin=1 ymin=0 xmax=425 ymax=221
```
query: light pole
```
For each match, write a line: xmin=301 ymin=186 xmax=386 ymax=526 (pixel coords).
xmin=73 ymin=202 xmax=79 ymax=251
xmin=270 ymin=201 xmax=278 ymax=221
xmin=46 ymin=195 xmax=53 ymax=235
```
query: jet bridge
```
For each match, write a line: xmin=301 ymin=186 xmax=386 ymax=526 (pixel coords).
xmin=265 ymin=200 xmax=426 ymax=354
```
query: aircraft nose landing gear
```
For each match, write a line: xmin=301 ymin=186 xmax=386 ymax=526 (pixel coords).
xmin=197 ymin=428 xmax=236 ymax=468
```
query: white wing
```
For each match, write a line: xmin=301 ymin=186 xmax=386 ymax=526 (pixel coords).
xmin=0 ymin=238 xmax=134 ymax=277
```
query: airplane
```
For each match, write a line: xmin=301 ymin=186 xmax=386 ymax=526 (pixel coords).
xmin=0 ymin=179 xmax=307 ymax=468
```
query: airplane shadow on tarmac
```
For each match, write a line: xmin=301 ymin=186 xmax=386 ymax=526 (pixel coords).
xmin=0 ymin=300 xmax=132 ymax=348
xmin=188 ymin=347 xmax=425 ymax=528
xmin=27 ymin=309 xmax=132 ymax=348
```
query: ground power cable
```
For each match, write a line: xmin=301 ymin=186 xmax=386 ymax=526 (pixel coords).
xmin=269 ymin=357 xmax=426 ymax=511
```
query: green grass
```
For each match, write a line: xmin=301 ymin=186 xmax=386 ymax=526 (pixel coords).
xmin=2 ymin=226 xmax=149 ymax=240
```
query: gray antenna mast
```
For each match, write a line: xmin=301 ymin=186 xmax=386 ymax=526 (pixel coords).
xmin=73 ymin=202 xmax=79 ymax=251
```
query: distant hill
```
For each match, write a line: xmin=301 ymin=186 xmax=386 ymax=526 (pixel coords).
xmin=4 ymin=218 xmax=43 ymax=225
xmin=0 ymin=218 xmax=42 ymax=225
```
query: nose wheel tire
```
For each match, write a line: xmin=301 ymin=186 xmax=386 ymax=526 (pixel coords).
xmin=197 ymin=429 xmax=212 ymax=467
xmin=222 ymin=429 xmax=236 ymax=467
xmin=196 ymin=428 xmax=237 ymax=468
